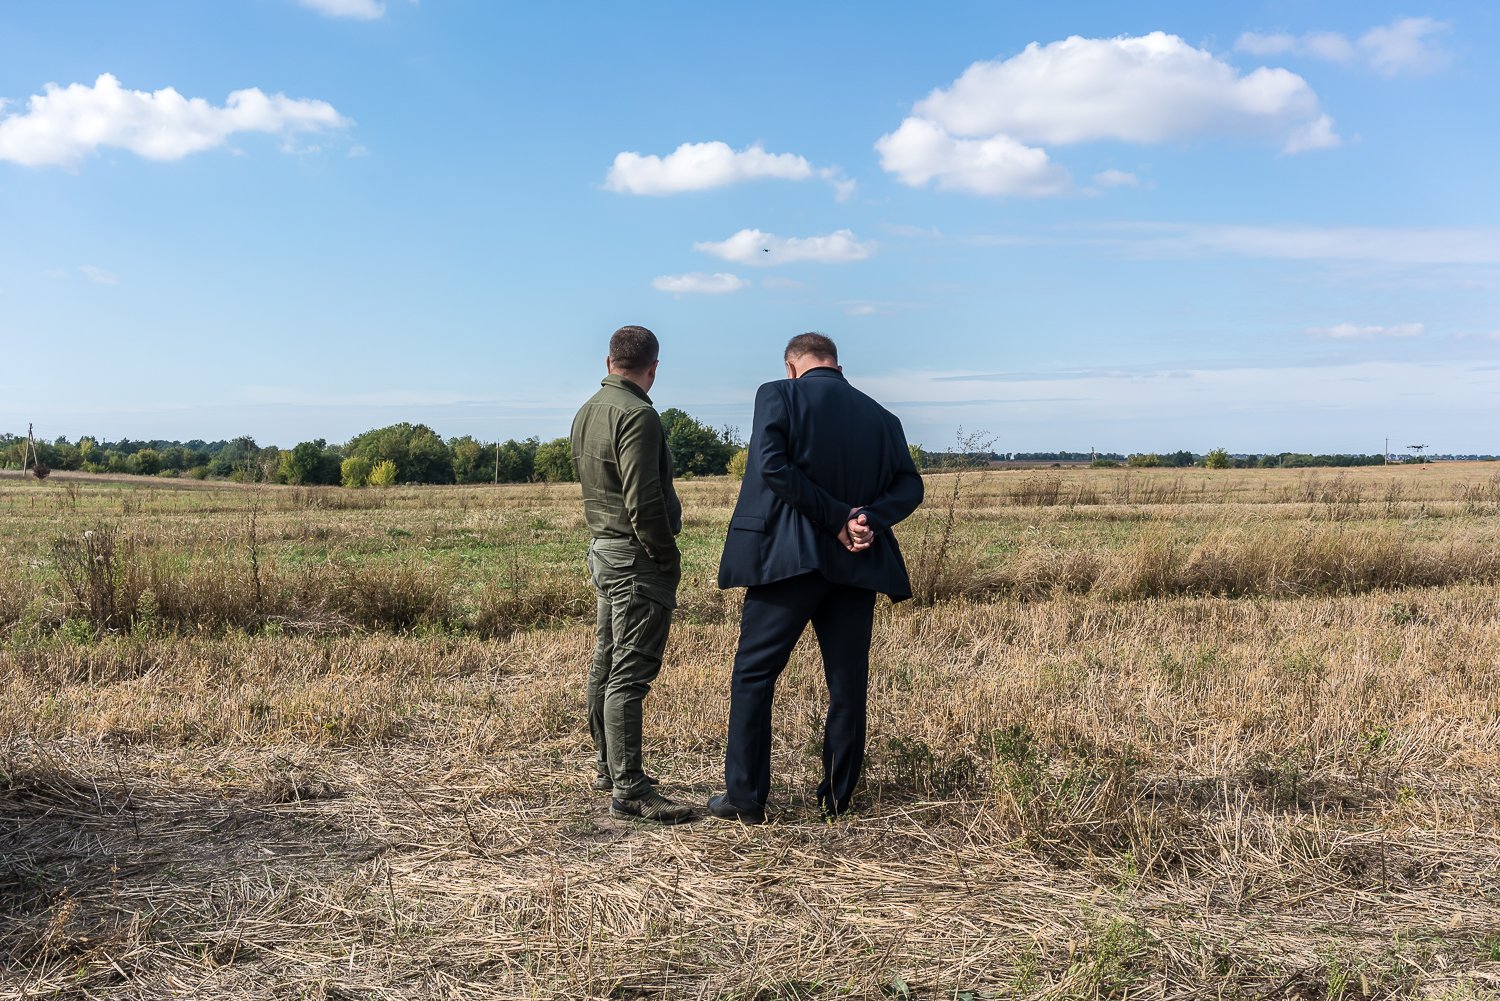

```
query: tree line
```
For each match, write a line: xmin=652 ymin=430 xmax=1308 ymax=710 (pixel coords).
xmin=4 ymin=427 xmax=1485 ymax=486
xmin=0 ymin=409 xmax=743 ymax=486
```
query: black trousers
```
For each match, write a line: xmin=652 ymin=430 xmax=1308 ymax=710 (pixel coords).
xmin=723 ymin=572 xmax=877 ymax=813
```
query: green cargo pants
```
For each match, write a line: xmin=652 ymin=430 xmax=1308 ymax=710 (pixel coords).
xmin=586 ymin=538 xmax=678 ymax=800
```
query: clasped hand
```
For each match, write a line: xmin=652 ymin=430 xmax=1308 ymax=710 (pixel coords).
xmin=837 ymin=508 xmax=874 ymax=553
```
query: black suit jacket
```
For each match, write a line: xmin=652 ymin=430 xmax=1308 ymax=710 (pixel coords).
xmin=717 ymin=367 xmax=925 ymax=600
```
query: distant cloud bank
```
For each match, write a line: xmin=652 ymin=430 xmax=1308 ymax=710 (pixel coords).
xmin=1307 ymin=322 xmax=1425 ymax=339
xmin=0 ymin=73 xmax=349 ymax=168
xmin=1236 ymin=17 xmax=1452 ymax=77
xmin=294 ymin=0 xmax=385 ymax=20
xmin=651 ymin=272 xmax=748 ymax=295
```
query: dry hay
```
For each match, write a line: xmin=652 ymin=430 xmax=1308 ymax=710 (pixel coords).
xmin=4 ymin=470 xmax=1500 ymax=998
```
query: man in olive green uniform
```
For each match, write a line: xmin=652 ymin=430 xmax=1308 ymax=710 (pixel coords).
xmin=570 ymin=325 xmax=693 ymax=824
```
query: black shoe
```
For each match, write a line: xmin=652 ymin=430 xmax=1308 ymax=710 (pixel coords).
xmin=610 ymin=790 xmax=695 ymax=825
xmin=593 ymin=774 xmax=659 ymax=792
xmin=706 ymin=794 xmax=765 ymax=825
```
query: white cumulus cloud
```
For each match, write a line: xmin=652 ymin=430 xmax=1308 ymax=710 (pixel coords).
xmin=913 ymin=32 xmax=1330 ymax=147
xmin=607 ymin=141 xmax=818 ymax=195
xmin=1237 ymin=17 xmax=1452 ymax=77
xmin=1308 ymin=322 xmax=1425 ymax=339
xmin=651 ymin=272 xmax=749 ymax=295
xmin=0 ymin=73 xmax=349 ymax=168
xmin=294 ymin=0 xmax=385 ymax=19
xmin=876 ymin=117 xmax=1071 ymax=196
xmin=79 ymin=265 xmax=118 ymax=285
xmin=693 ymin=228 xmax=875 ymax=266
xmin=878 ymin=31 xmax=1338 ymax=196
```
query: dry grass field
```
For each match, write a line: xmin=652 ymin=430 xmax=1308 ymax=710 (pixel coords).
xmin=3 ymin=464 xmax=1500 ymax=999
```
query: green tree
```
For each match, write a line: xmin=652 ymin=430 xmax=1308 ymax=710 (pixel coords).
xmin=909 ymin=443 xmax=925 ymax=471
xmin=52 ymin=441 xmax=83 ymax=471
xmin=368 ymin=459 xmax=398 ymax=487
xmin=448 ymin=436 xmax=493 ymax=484
xmin=208 ymin=436 xmax=261 ymax=478
xmin=728 ymin=448 xmax=749 ymax=480
xmin=495 ymin=438 xmax=537 ymax=483
xmin=659 ymin=407 xmax=734 ymax=476
xmin=533 ymin=437 xmax=575 ymax=482
xmin=132 ymin=448 xmax=162 ymax=476
xmin=1204 ymin=447 xmax=1231 ymax=469
xmin=346 ymin=423 xmax=454 ymax=483
xmin=280 ymin=441 xmax=327 ymax=485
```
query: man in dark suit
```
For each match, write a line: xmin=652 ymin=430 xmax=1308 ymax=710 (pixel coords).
xmin=708 ymin=332 xmax=924 ymax=823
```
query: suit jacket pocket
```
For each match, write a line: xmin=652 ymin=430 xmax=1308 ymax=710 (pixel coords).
xmin=720 ymin=515 xmax=767 ymax=582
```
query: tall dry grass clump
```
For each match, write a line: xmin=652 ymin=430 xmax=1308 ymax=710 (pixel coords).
xmin=984 ymin=520 xmax=1500 ymax=600
xmin=32 ymin=522 xmax=593 ymax=638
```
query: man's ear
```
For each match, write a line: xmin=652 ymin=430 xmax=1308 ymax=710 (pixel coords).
xmin=605 ymin=355 xmax=614 ymax=374
xmin=785 ymin=360 xmax=797 ymax=379
xmin=648 ymin=359 xmax=660 ymax=378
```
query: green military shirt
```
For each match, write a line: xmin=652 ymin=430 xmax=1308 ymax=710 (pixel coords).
xmin=570 ymin=374 xmax=682 ymax=569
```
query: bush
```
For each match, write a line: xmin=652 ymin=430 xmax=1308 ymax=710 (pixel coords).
xmin=369 ymin=460 xmax=398 ymax=487
xmin=727 ymin=449 xmax=749 ymax=481
xmin=1204 ymin=447 xmax=1231 ymax=470
xmin=341 ymin=455 xmax=373 ymax=488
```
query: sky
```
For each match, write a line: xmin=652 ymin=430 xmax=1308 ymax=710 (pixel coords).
xmin=1 ymin=0 xmax=1497 ymax=455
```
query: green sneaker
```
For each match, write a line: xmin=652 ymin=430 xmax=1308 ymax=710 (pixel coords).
xmin=610 ymin=789 xmax=695 ymax=825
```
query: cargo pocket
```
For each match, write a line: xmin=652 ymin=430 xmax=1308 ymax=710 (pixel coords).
xmin=591 ymin=541 xmax=639 ymax=570
xmin=632 ymin=568 xmax=679 ymax=611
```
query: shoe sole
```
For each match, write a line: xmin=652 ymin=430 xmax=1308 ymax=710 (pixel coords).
xmin=609 ymin=805 xmax=695 ymax=825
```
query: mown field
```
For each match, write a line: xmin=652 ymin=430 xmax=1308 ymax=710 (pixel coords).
xmin=3 ymin=464 xmax=1500 ymax=999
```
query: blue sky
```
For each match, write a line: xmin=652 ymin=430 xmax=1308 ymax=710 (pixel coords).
xmin=2 ymin=0 xmax=1496 ymax=454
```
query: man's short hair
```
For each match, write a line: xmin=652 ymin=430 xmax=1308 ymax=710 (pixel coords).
xmin=784 ymin=331 xmax=838 ymax=364
xmin=609 ymin=325 xmax=659 ymax=370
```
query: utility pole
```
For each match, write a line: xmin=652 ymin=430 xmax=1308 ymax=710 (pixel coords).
xmin=22 ymin=423 xmax=36 ymax=474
